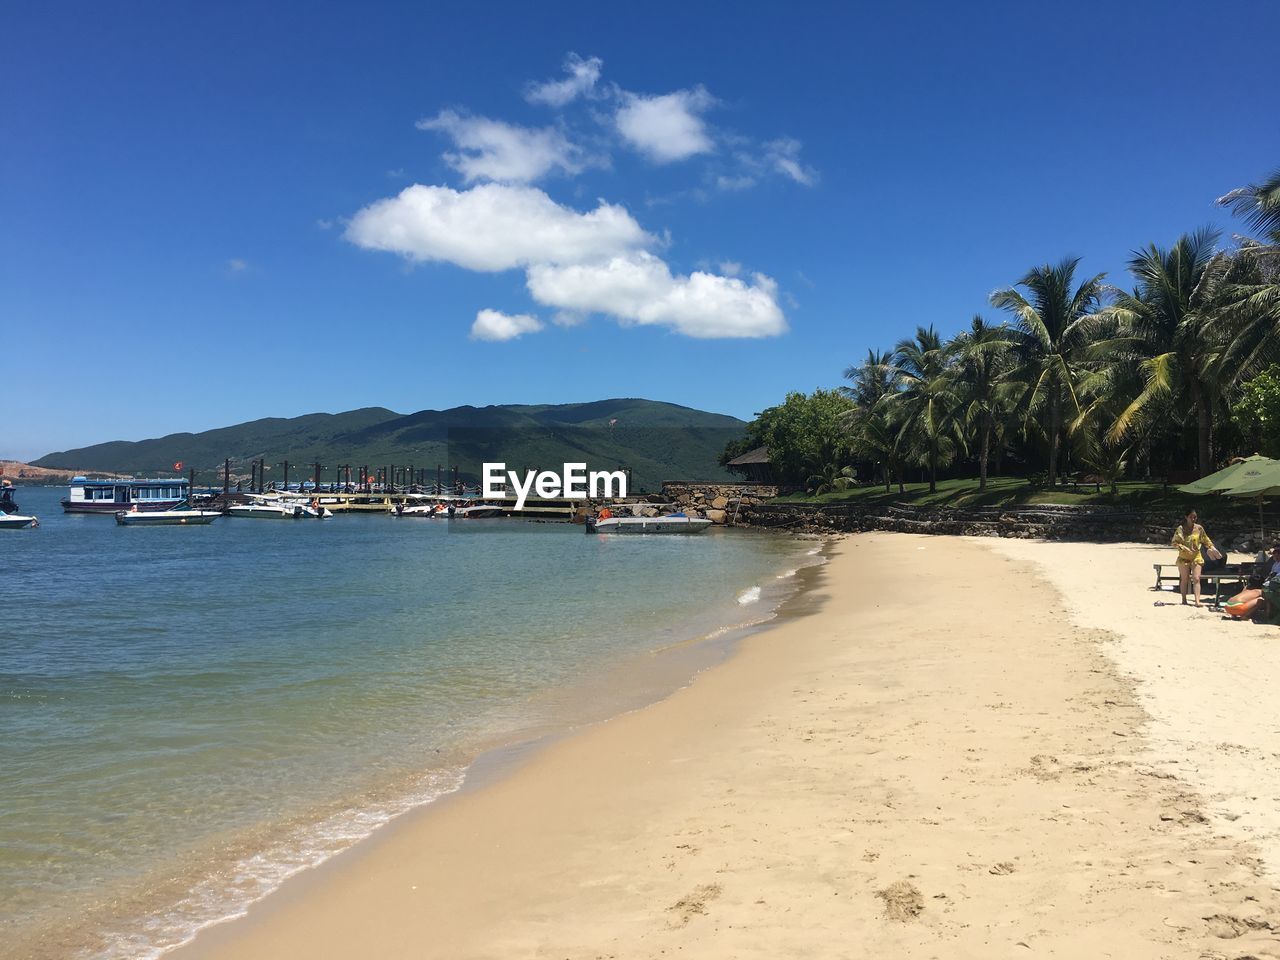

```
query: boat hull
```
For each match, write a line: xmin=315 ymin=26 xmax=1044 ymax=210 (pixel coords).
xmin=587 ymin=516 xmax=713 ymax=534
xmin=0 ymin=514 xmax=38 ymax=529
xmin=115 ymin=510 xmax=220 ymax=526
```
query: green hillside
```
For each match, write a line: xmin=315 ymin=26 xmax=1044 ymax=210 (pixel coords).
xmin=33 ymin=399 xmax=745 ymax=492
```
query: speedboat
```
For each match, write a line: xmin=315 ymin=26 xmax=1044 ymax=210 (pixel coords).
xmin=115 ymin=508 xmax=220 ymax=526
xmin=586 ymin=514 xmax=712 ymax=534
xmin=455 ymin=504 xmax=504 ymax=519
xmin=0 ymin=482 xmax=37 ymax=527
xmin=394 ymin=503 xmax=447 ymax=517
xmin=229 ymin=500 xmax=332 ymax=519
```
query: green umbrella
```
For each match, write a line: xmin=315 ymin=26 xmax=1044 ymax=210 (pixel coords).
xmin=1220 ymin=459 xmax=1280 ymax=498
xmin=1177 ymin=454 xmax=1274 ymax=495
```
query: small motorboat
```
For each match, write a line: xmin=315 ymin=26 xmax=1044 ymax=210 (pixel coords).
xmin=454 ymin=504 xmax=505 ymax=519
xmin=229 ymin=501 xmax=331 ymax=519
xmin=0 ymin=482 xmax=37 ymax=527
xmin=394 ymin=503 xmax=447 ymax=518
xmin=586 ymin=514 xmax=713 ymax=534
xmin=115 ymin=508 xmax=220 ymax=526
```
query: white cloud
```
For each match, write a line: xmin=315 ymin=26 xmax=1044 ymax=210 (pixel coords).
xmin=716 ymin=174 xmax=756 ymax=192
xmin=417 ymin=110 xmax=590 ymax=183
xmin=525 ymin=53 xmax=603 ymax=107
xmin=719 ymin=260 xmax=742 ymax=277
xmin=615 ymin=87 xmax=716 ymax=163
xmin=470 ymin=308 xmax=544 ymax=342
xmin=344 ymin=183 xmax=652 ymax=272
xmin=526 ymin=252 xmax=786 ymax=339
xmin=227 ymin=258 xmax=248 ymax=272
xmin=764 ymin=138 xmax=818 ymax=186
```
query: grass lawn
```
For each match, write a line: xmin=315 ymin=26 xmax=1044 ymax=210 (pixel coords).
xmin=774 ymin=476 xmax=1265 ymax=524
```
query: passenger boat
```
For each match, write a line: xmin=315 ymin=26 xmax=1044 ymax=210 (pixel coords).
xmin=586 ymin=514 xmax=713 ymax=534
xmin=115 ymin=507 xmax=220 ymax=526
xmin=63 ymin=477 xmax=189 ymax=514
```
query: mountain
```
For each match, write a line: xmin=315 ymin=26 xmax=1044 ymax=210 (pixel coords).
xmin=32 ymin=399 xmax=746 ymax=492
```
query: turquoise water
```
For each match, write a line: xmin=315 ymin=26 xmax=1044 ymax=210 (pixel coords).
xmin=1 ymin=486 xmax=817 ymax=959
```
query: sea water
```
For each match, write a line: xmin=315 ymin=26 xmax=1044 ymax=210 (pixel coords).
xmin=0 ymin=487 xmax=818 ymax=959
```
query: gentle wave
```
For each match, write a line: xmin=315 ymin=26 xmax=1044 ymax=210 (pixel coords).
xmin=93 ymin=766 xmax=466 ymax=960
xmin=737 ymin=586 xmax=762 ymax=605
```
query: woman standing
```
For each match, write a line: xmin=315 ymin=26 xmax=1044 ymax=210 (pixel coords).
xmin=1172 ymin=507 xmax=1218 ymax=607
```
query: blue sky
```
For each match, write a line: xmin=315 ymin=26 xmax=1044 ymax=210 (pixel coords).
xmin=3 ymin=1 xmax=1278 ymax=460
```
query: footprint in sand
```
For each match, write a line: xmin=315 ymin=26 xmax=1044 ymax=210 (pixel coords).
xmin=668 ymin=883 xmax=722 ymax=927
xmin=876 ymin=880 xmax=924 ymax=921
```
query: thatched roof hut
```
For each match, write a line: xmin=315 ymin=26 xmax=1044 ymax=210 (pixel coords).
xmin=726 ymin=445 xmax=773 ymax=482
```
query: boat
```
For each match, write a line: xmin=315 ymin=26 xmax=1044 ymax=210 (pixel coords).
xmin=228 ymin=496 xmax=333 ymax=519
xmin=394 ymin=503 xmax=447 ymax=518
xmin=115 ymin=507 xmax=220 ymax=526
xmin=586 ymin=514 xmax=713 ymax=534
xmin=0 ymin=481 xmax=37 ymax=527
xmin=63 ymin=477 xmax=189 ymax=514
xmin=454 ymin=504 xmax=505 ymax=519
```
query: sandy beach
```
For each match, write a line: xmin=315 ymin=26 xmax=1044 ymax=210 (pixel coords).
xmin=172 ymin=533 xmax=1280 ymax=959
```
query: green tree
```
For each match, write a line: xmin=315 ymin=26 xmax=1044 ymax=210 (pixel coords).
xmin=1103 ymin=228 xmax=1225 ymax=475
xmin=751 ymin=389 xmax=855 ymax=485
xmin=883 ymin=326 xmax=963 ymax=494
xmin=1218 ymin=166 xmax=1280 ymax=243
xmin=841 ymin=349 xmax=904 ymax=491
xmin=990 ymin=258 xmax=1107 ymax=487
xmin=1231 ymin=366 xmax=1280 ymax=459
xmin=951 ymin=316 xmax=1015 ymax=491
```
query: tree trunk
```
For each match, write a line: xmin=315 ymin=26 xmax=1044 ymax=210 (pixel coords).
xmin=1048 ymin=389 xmax=1061 ymax=487
xmin=929 ymin=446 xmax=938 ymax=494
xmin=978 ymin=416 xmax=991 ymax=492
xmin=883 ymin=461 xmax=890 ymax=493
xmin=1190 ymin=379 xmax=1213 ymax=475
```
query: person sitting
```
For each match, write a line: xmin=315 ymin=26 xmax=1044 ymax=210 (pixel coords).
xmin=597 ymin=506 xmax=613 ymax=521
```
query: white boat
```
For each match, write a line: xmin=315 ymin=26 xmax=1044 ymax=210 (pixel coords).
xmin=394 ymin=503 xmax=447 ymax=518
xmin=454 ymin=504 xmax=504 ymax=519
xmin=0 ymin=482 xmax=36 ymax=527
xmin=586 ymin=515 xmax=713 ymax=534
xmin=115 ymin=508 xmax=220 ymax=526
xmin=229 ymin=499 xmax=332 ymax=519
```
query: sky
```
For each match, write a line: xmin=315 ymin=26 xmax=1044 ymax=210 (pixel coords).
xmin=3 ymin=1 xmax=1278 ymax=460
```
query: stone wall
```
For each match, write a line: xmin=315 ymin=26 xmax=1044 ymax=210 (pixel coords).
xmin=658 ymin=481 xmax=781 ymax=524
xmin=735 ymin=501 xmax=1271 ymax=553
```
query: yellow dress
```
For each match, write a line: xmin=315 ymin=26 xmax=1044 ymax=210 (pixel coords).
xmin=1172 ymin=524 xmax=1215 ymax=565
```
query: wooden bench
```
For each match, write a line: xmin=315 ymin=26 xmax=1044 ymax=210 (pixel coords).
xmin=1152 ymin=561 xmax=1260 ymax=608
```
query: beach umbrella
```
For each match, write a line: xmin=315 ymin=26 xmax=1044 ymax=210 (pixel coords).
xmin=1210 ymin=459 xmax=1280 ymax=541
xmin=1177 ymin=454 xmax=1274 ymax=495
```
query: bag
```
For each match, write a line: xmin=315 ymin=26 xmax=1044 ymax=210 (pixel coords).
xmin=1203 ymin=548 xmax=1226 ymax=571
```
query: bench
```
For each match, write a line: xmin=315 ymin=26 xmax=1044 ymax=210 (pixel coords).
xmin=1152 ymin=561 xmax=1260 ymax=608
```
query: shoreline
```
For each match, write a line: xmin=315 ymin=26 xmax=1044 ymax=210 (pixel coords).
xmin=12 ymin=527 xmax=828 ymax=960
xmin=169 ymin=533 xmax=1280 ymax=959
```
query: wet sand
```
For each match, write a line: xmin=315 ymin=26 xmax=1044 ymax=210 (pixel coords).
xmin=173 ymin=533 xmax=1280 ymax=959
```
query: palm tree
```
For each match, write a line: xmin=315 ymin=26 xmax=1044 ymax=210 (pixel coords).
xmin=952 ymin=315 xmax=1015 ymax=491
xmin=882 ymin=326 xmax=962 ymax=493
xmin=990 ymin=258 xmax=1107 ymax=487
xmin=1102 ymin=228 xmax=1225 ymax=475
xmin=1218 ymin=167 xmax=1280 ymax=243
xmin=841 ymin=350 xmax=903 ymax=491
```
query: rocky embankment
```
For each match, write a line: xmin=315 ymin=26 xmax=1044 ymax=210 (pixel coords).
xmin=733 ymin=500 xmax=1268 ymax=551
